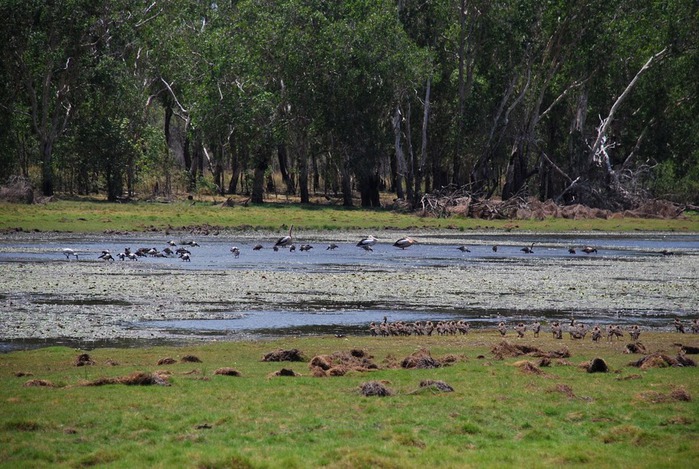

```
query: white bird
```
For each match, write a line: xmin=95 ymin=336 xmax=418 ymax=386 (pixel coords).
xmin=393 ymin=237 xmax=417 ymax=249
xmin=230 ymin=246 xmax=240 ymax=258
xmin=62 ymin=248 xmax=78 ymax=260
xmin=180 ymin=252 xmax=191 ymax=262
xmin=274 ymin=225 xmax=294 ymax=248
xmin=357 ymin=235 xmax=377 ymax=249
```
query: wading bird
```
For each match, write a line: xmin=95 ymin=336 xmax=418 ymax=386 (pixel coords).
xmin=582 ymin=246 xmax=597 ymax=254
xmin=230 ymin=246 xmax=240 ymax=258
xmin=521 ymin=243 xmax=534 ymax=254
xmin=275 ymin=225 xmax=294 ymax=248
xmin=393 ymin=237 xmax=416 ymax=249
xmin=357 ymin=235 xmax=377 ymax=249
xmin=62 ymin=248 xmax=79 ymax=260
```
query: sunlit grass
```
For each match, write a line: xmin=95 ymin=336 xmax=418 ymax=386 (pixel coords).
xmin=1 ymin=333 xmax=697 ymax=468
xmin=1 ymin=199 xmax=697 ymax=233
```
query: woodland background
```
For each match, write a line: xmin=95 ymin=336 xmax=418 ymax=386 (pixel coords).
xmin=1 ymin=0 xmax=697 ymax=210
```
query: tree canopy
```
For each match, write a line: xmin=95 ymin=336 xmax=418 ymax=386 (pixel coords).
xmin=1 ymin=0 xmax=697 ymax=207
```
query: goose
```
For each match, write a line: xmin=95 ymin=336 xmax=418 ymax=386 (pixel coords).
xmin=457 ymin=245 xmax=471 ymax=252
xmin=62 ymin=248 xmax=79 ymax=260
xmin=326 ymin=243 xmax=339 ymax=250
xmin=275 ymin=225 xmax=294 ymax=248
xmin=168 ymin=240 xmax=177 ymax=247
xmin=253 ymin=244 xmax=264 ymax=251
xmin=180 ymin=252 xmax=191 ymax=262
xmin=289 ymin=244 xmax=296 ymax=252
xmin=359 ymin=244 xmax=373 ymax=252
xmin=521 ymin=243 xmax=534 ymax=254
xmin=582 ymin=246 xmax=597 ymax=254
xmin=299 ymin=244 xmax=313 ymax=252
xmin=568 ymin=247 xmax=576 ymax=254
xmin=357 ymin=235 xmax=377 ymax=248
xmin=492 ymin=245 xmax=498 ymax=252
xmin=98 ymin=250 xmax=111 ymax=260
xmin=393 ymin=237 xmax=416 ymax=249
xmin=230 ymin=246 xmax=240 ymax=258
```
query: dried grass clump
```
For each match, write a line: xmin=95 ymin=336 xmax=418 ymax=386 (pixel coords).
xmin=157 ymin=357 xmax=177 ymax=365
xmin=359 ymin=380 xmax=393 ymax=397
xmin=214 ymin=367 xmax=241 ymax=377
xmin=104 ymin=359 xmax=119 ymax=366
xmin=74 ymin=353 xmax=95 ymax=367
xmin=547 ymin=384 xmax=576 ymax=398
xmin=419 ymin=380 xmax=454 ymax=392
xmin=268 ymin=368 xmax=300 ymax=377
xmin=262 ymin=349 xmax=305 ymax=362
xmin=624 ymin=342 xmax=647 ymax=354
xmin=491 ymin=341 xmax=570 ymax=360
xmin=401 ymin=349 xmax=441 ymax=369
xmin=637 ymin=386 xmax=692 ymax=403
xmin=82 ymin=371 xmax=171 ymax=386
xmin=513 ymin=360 xmax=544 ymax=375
xmin=439 ymin=354 xmax=463 ymax=365
xmin=23 ymin=379 xmax=56 ymax=388
xmin=309 ymin=350 xmax=379 ymax=377
xmin=181 ymin=355 xmax=202 ymax=363
xmin=629 ymin=353 xmax=693 ymax=369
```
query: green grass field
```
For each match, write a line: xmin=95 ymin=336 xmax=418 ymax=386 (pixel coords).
xmin=1 ymin=333 xmax=697 ymax=468
xmin=0 ymin=199 xmax=698 ymax=233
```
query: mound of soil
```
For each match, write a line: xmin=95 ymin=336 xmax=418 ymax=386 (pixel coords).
xmin=491 ymin=341 xmax=570 ymax=360
xmin=547 ymin=384 xmax=576 ymax=398
xmin=359 ymin=381 xmax=393 ymax=397
xmin=624 ymin=342 xmax=647 ymax=354
xmin=629 ymin=353 xmax=694 ymax=369
xmin=637 ymin=386 xmax=692 ymax=403
xmin=585 ymin=358 xmax=609 ymax=373
xmin=262 ymin=349 xmax=305 ymax=362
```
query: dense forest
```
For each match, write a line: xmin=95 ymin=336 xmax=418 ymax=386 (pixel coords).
xmin=1 ymin=0 xmax=697 ymax=209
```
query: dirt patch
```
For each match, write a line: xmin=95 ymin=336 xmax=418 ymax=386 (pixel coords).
xmin=636 ymin=386 xmax=692 ymax=403
xmin=262 ymin=349 xmax=305 ymax=362
xmin=547 ymin=383 xmax=576 ymax=398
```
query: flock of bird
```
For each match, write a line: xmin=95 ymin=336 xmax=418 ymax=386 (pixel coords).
xmin=371 ymin=317 xmax=699 ymax=339
xmin=62 ymin=223 xmax=621 ymax=262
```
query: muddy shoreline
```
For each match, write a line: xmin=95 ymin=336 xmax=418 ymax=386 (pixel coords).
xmin=1 ymin=231 xmax=697 ymax=351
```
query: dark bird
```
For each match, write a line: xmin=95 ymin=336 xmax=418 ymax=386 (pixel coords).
xmin=359 ymin=244 xmax=373 ymax=252
xmin=521 ymin=243 xmax=534 ymax=254
xmin=299 ymin=244 xmax=313 ymax=252
xmin=253 ymin=244 xmax=264 ymax=251
xmin=180 ymin=252 xmax=191 ymax=262
xmin=327 ymin=243 xmax=339 ymax=250
xmin=568 ymin=247 xmax=576 ymax=254
xmin=659 ymin=249 xmax=674 ymax=256
xmin=98 ymin=250 xmax=111 ymax=260
xmin=457 ymin=245 xmax=471 ymax=253
xmin=582 ymin=246 xmax=597 ymax=254
xmin=357 ymin=235 xmax=377 ymax=249
xmin=393 ymin=237 xmax=417 ymax=249
xmin=492 ymin=245 xmax=498 ymax=252
xmin=289 ymin=244 xmax=296 ymax=252
xmin=275 ymin=225 xmax=294 ymax=248
xmin=230 ymin=246 xmax=240 ymax=258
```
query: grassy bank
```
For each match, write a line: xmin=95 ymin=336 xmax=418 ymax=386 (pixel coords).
xmin=0 ymin=199 xmax=698 ymax=233
xmin=1 ymin=332 xmax=697 ymax=468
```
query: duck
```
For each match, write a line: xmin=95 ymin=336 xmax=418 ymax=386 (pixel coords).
xmin=326 ymin=243 xmax=339 ymax=250
xmin=582 ymin=246 xmax=597 ymax=254
xmin=457 ymin=245 xmax=471 ymax=252
xmin=521 ymin=243 xmax=534 ymax=254
xmin=253 ymin=244 xmax=264 ymax=251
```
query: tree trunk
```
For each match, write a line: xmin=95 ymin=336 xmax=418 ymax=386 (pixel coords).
xmin=277 ymin=143 xmax=295 ymax=194
xmin=413 ymin=77 xmax=431 ymax=207
xmin=341 ymin=149 xmax=353 ymax=207
xmin=392 ymin=104 xmax=405 ymax=200
xmin=251 ymin=150 xmax=268 ymax=204
xmin=40 ymin=140 xmax=54 ymax=196
xmin=297 ymin=139 xmax=309 ymax=204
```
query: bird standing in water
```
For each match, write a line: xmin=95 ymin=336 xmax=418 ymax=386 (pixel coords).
xmin=275 ymin=225 xmax=294 ymax=248
xmin=393 ymin=237 xmax=417 ymax=249
xmin=357 ymin=235 xmax=377 ymax=249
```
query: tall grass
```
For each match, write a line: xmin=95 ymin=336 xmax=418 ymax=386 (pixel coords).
xmin=1 ymin=199 xmax=697 ymax=233
xmin=1 ymin=333 xmax=697 ymax=468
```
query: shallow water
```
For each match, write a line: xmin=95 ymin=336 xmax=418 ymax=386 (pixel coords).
xmin=1 ymin=230 xmax=697 ymax=351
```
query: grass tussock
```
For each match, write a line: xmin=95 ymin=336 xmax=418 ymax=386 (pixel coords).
xmin=73 ymin=353 xmax=95 ymax=366
xmin=630 ymin=353 xmax=695 ymax=369
xmin=635 ymin=386 xmax=692 ymax=403
xmin=180 ymin=355 xmax=202 ymax=363
xmin=308 ymin=349 xmax=379 ymax=376
xmin=23 ymin=379 xmax=56 ymax=388
xmin=401 ymin=348 xmax=441 ymax=369
xmin=81 ymin=371 xmax=171 ymax=386
xmin=418 ymin=379 xmax=454 ymax=392
xmin=359 ymin=380 xmax=393 ymax=397
xmin=268 ymin=368 xmax=300 ymax=377
xmin=214 ymin=367 xmax=241 ymax=377
xmin=490 ymin=341 xmax=570 ymax=360
xmin=157 ymin=357 xmax=177 ymax=365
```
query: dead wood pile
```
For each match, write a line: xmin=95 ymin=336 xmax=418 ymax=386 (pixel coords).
xmin=419 ymin=184 xmax=688 ymax=220
xmin=0 ymin=176 xmax=34 ymax=204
